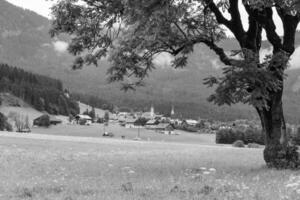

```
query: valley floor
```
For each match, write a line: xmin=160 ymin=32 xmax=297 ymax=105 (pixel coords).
xmin=31 ymin=123 xmax=215 ymax=145
xmin=0 ymin=132 xmax=299 ymax=200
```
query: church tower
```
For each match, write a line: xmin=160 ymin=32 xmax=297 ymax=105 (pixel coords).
xmin=171 ymin=105 xmax=175 ymax=116
xmin=150 ymin=104 xmax=155 ymax=118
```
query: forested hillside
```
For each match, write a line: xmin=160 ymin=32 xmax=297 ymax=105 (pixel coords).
xmin=0 ymin=63 xmax=79 ymax=116
xmin=72 ymin=93 xmax=114 ymax=112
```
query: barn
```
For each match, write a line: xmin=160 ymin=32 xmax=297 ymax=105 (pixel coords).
xmin=154 ymin=123 xmax=175 ymax=135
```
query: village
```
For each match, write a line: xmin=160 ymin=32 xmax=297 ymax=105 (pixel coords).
xmin=30 ymin=103 xmax=263 ymax=139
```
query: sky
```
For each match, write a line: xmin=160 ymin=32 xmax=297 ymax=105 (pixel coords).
xmin=5 ymin=0 xmax=289 ymax=37
xmin=6 ymin=0 xmax=57 ymax=18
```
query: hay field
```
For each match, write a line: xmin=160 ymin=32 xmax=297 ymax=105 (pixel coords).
xmin=0 ymin=133 xmax=299 ymax=200
xmin=31 ymin=123 xmax=215 ymax=145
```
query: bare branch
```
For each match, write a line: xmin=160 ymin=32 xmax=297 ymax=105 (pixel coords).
xmin=173 ymin=22 xmax=188 ymax=40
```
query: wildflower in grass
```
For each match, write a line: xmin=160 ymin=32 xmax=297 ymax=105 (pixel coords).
xmin=286 ymin=183 xmax=299 ymax=188
xmin=252 ymin=176 xmax=260 ymax=181
xmin=209 ymin=168 xmax=216 ymax=172
xmin=203 ymin=171 xmax=210 ymax=175
xmin=122 ymin=166 xmax=131 ymax=170
xmin=241 ymin=183 xmax=249 ymax=190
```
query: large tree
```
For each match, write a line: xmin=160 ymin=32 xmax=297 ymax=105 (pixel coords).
xmin=50 ymin=0 xmax=300 ymax=168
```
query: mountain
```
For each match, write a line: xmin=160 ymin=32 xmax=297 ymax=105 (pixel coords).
xmin=1 ymin=0 xmax=300 ymax=123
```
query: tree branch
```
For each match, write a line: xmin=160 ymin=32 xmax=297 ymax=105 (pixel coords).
xmin=193 ymin=38 xmax=242 ymax=66
xmin=173 ymin=22 xmax=188 ymax=40
xmin=276 ymin=6 xmax=300 ymax=54
xmin=204 ymin=0 xmax=231 ymax=28
xmin=244 ymin=5 xmax=283 ymax=52
xmin=228 ymin=0 xmax=245 ymax=39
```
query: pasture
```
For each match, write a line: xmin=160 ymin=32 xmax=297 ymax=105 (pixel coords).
xmin=0 ymin=133 xmax=299 ymax=200
xmin=31 ymin=123 xmax=215 ymax=145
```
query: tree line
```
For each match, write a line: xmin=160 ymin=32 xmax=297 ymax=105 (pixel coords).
xmin=72 ymin=92 xmax=114 ymax=112
xmin=0 ymin=63 xmax=79 ymax=116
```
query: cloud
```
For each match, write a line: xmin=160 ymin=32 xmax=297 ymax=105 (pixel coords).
xmin=260 ymin=48 xmax=273 ymax=62
xmin=52 ymin=41 xmax=68 ymax=53
xmin=259 ymin=46 xmax=300 ymax=69
xmin=258 ymin=47 xmax=300 ymax=69
xmin=211 ymin=59 xmax=221 ymax=70
xmin=153 ymin=52 xmax=173 ymax=68
xmin=42 ymin=43 xmax=51 ymax=47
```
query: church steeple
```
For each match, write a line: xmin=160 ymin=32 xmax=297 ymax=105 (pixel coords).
xmin=150 ymin=104 xmax=154 ymax=118
xmin=171 ymin=105 xmax=175 ymax=116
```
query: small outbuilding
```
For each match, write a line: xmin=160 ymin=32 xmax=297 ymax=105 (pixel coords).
xmin=154 ymin=123 xmax=175 ymax=135
xmin=49 ymin=116 xmax=63 ymax=125
xmin=182 ymin=119 xmax=198 ymax=127
xmin=125 ymin=118 xmax=137 ymax=128
xmin=75 ymin=114 xmax=92 ymax=125
xmin=34 ymin=114 xmax=62 ymax=127
xmin=145 ymin=119 xmax=159 ymax=129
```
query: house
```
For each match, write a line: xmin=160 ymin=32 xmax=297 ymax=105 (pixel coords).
xmin=142 ymin=105 xmax=156 ymax=120
xmin=182 ymin=119 xmax=198 ymax=127
xmin=49 ymin=116 xmax=62 ymax=125
xmin=154 ymin=123 xmax=175 ymax=135
xmin=33 ymin=114 xmax=62 ymax=127
xmin=125 ymin=118 xmax=137 ymax=128
xmin=75 ymin=114 xmax=92 ymax=125
xmin=118 ymin=112 xmax=129 ymax=119
xmin=145 ymin=119 xmax=159 ymax=129
xmin=141 ymin=112 xmax=155 ymax=120
xmin=118 ymin=116 xmax=126 ymax=123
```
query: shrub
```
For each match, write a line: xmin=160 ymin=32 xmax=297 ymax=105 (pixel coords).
xmin=216 ymin=128 xmax=243 ymax=144
xmin=103 ymin=132 xmax=114 ymax=137
xmin=0 ymin=112 xmax=12 ymax=131
xmin=247 ymin=143 xmax=261 ymax=148
xmin=183 ymin=125 xmax=199 ymax=132
xmin=293 ymin=127 xmax=300 ymax=145
xmin=232 ymin=140 xmax=245 ymax=148
xmin=134 ymin=117 xmax=148 ymax=126
xmin=244 ymin=127 xmax=264 ymax=144
xmin=216 ymin=127 xmax=264 ymax=145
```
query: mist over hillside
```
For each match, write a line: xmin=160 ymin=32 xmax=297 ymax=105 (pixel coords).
xmin=1 ymin=0 xmax=300 ymax=122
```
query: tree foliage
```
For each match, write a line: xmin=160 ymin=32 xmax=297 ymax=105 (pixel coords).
xmin=51 ymin=0 xmax=300 ymax=167
xmin=50 ymin=0 xmax=300 ymax=108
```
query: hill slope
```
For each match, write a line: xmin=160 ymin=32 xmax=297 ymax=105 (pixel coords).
xmin=0 ymin=63 xmax=79 ymax=116
xmin=1 ymin=0 xmax=300 ymax=122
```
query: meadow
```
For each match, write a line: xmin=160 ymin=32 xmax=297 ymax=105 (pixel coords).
xmin=31 ymin=123 xmax=215 ymax=145
xmin=0 ymin=133 xmax=300 ymax=200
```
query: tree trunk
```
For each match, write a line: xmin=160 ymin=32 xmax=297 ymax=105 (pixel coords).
xmin=258 ymin=89 xmax=299 ymax=169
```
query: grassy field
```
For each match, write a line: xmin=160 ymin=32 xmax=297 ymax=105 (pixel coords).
xmin=0 ymin=134 xmax=300 ymax=200
xmin=31 ymin=123 xmax=215 ymax=145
